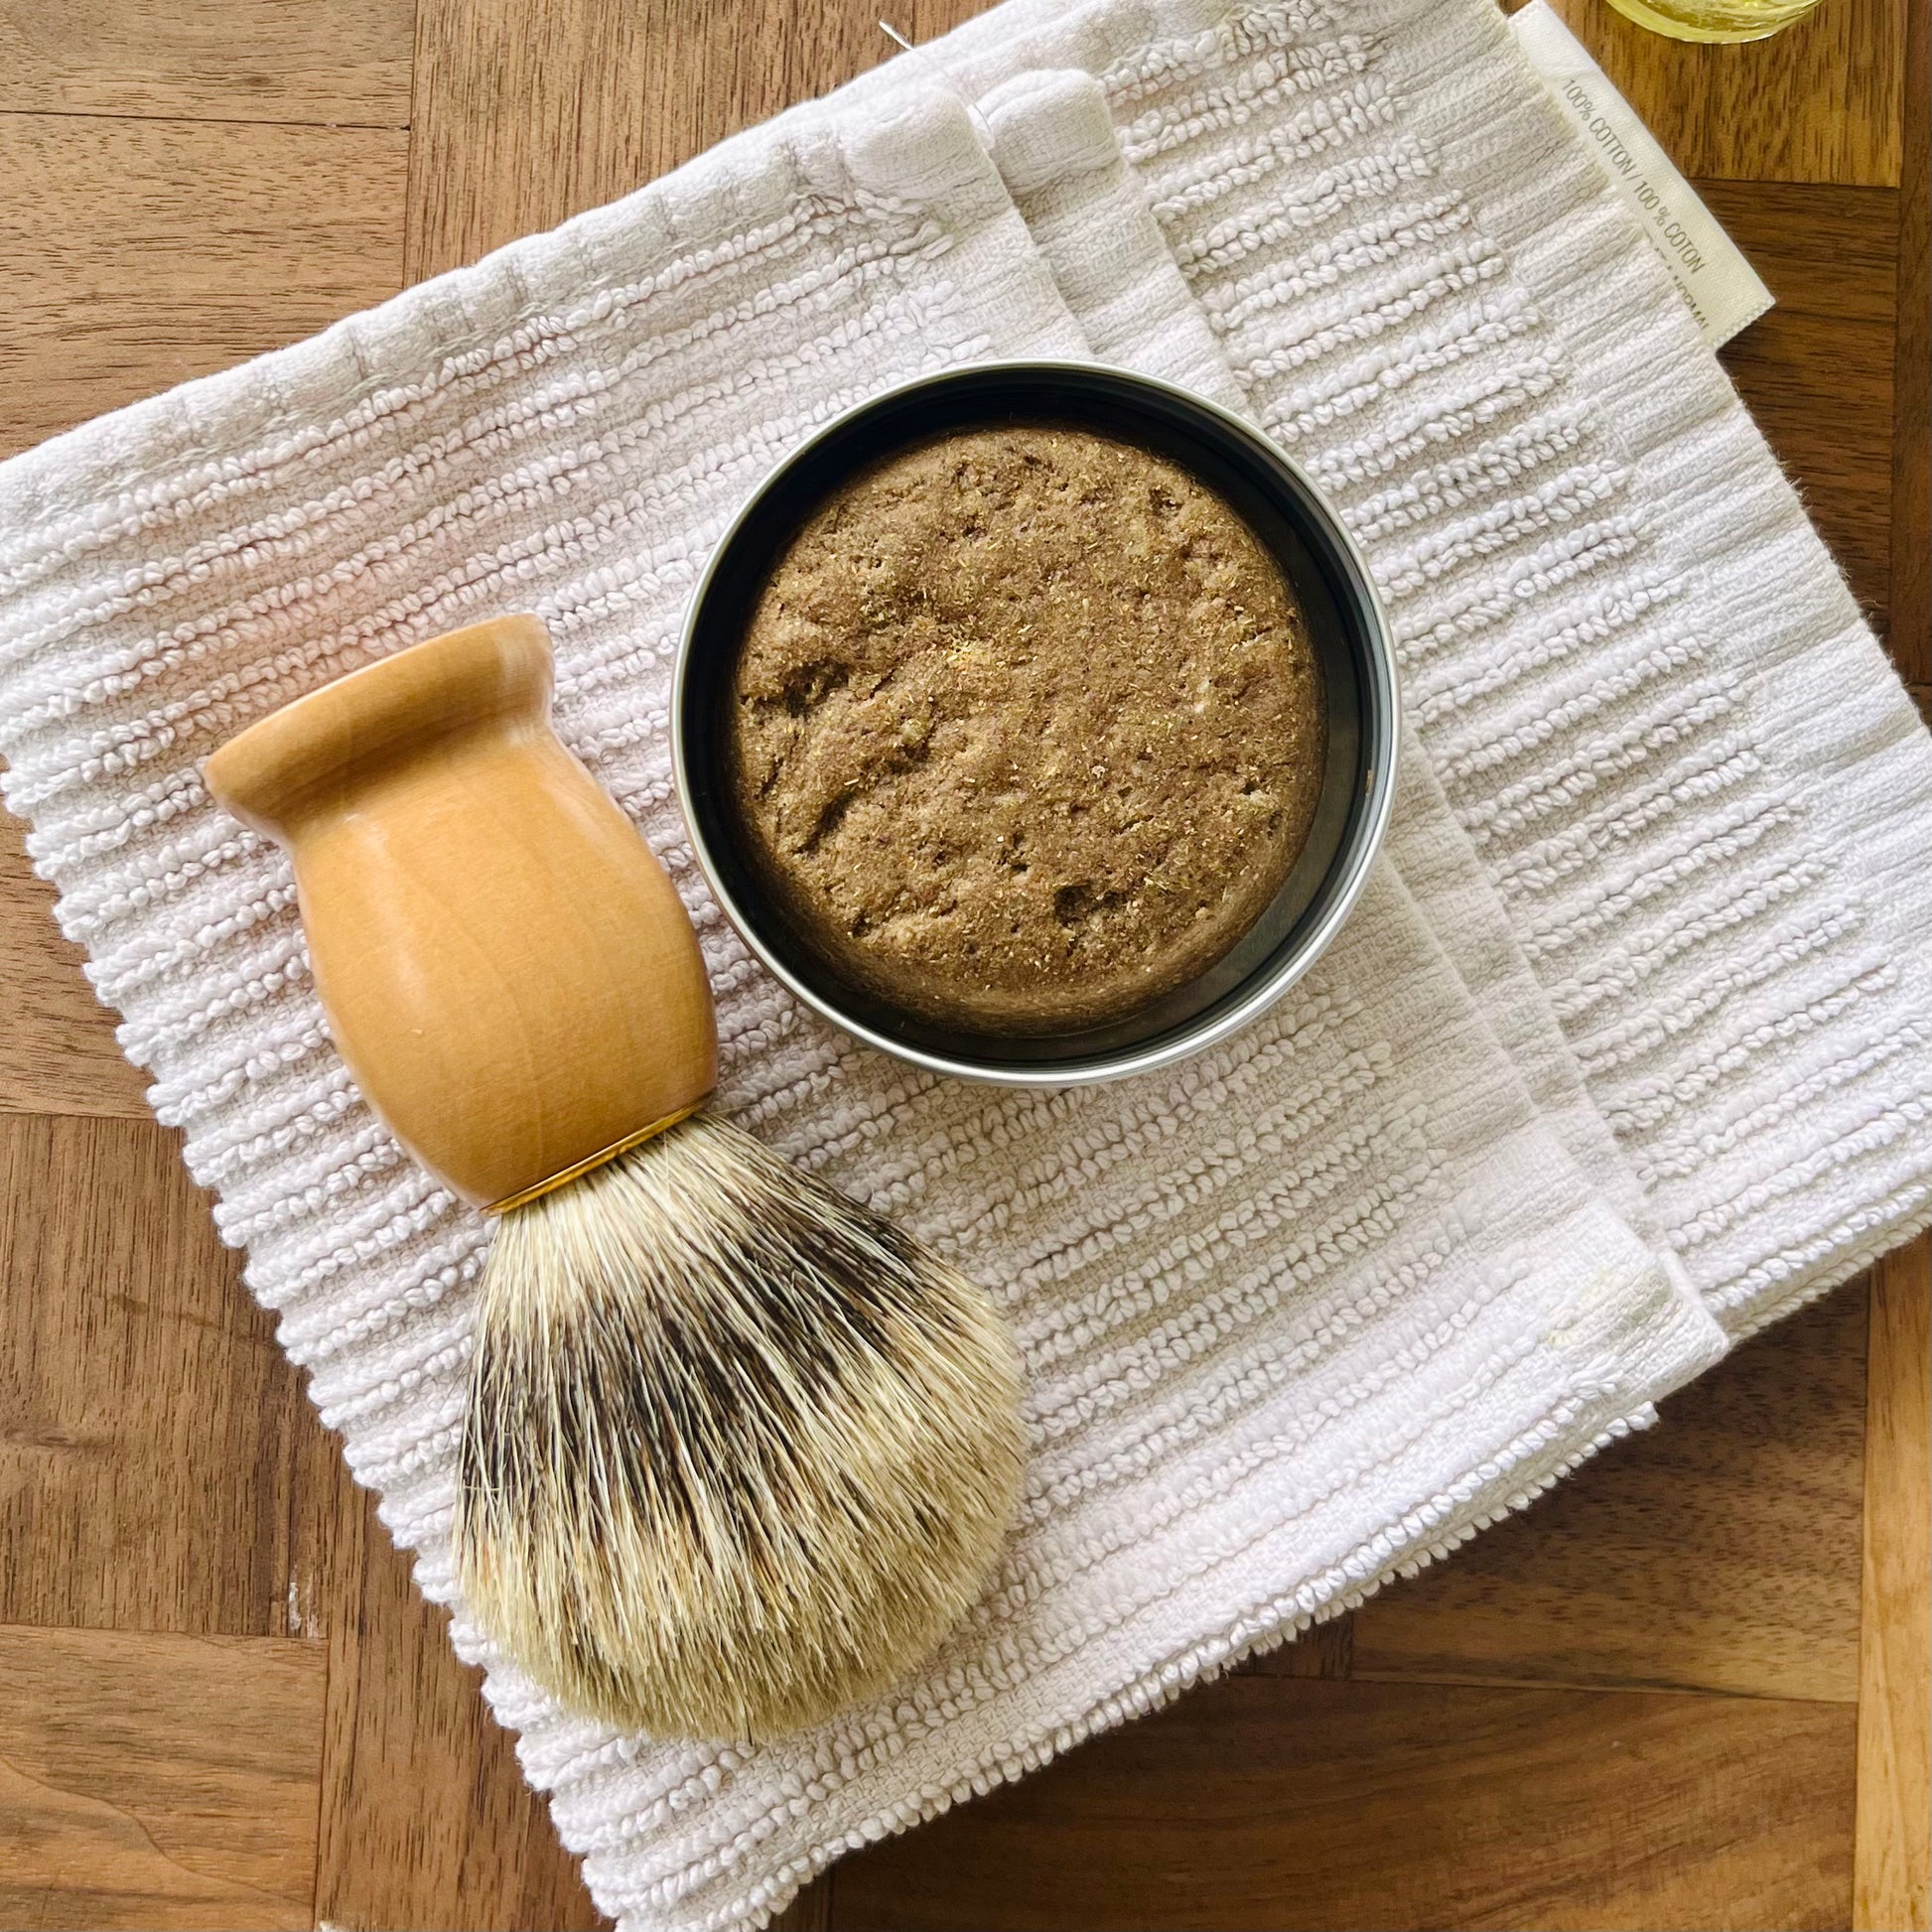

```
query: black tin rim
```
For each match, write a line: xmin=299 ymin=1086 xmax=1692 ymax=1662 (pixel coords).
xmin=672 ymin=359 xmax=1400 ymax=1088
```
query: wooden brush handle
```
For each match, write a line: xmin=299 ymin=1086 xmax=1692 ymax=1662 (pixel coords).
xmin=204 ymin=615 xmax=718 ymax=1209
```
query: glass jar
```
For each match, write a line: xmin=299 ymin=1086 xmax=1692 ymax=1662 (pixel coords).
xmin=1603 ymin=0 xmax=1826 ymax=44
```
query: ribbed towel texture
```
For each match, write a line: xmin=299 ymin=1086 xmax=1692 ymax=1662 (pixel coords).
xmin=0 ymin=2 xmax=1925 ymax=1927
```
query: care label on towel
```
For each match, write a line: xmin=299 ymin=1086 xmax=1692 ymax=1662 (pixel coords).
xmin=1510 ymin=0 xmax=1773 ymax=346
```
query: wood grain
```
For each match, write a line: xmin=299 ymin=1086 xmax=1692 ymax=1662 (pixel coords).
xmin=0 ymin=1114 xmax=334 ymax=1638
xmin=774 ymin=1880 xmax=836 ymax=1932
xmin=830 ymin=1675 xmax=1860 ymax=1932
xmin=316 ymin=1480 xmax=601 ymax=1932
xmin=0 ymin=0 xmax=413 ymax=126
xmin=1548 ymin=0 xmax=1905 ymax=185
xmin=0 ymin=841 xmax=149 ymax=1118
xmin=0 ymin=107 xmax=410 ymax=1116
xmin=0 ymin=115 xmax=407 ymax=460
xmin=403 ymin=0 xmax=991 ymax=280
xmin=1854 ymin=1236 xmax=1931 ymax=1932
xmin=1347 ymin=1288 xmax=1867 ymax=1701
xmin=0 ymin=1623 xmax=324 ymax=1930
xmin=1249 ymin=1613 xmax=1357 ymax=1679
xmin=1707 ymin=182 xmax=1898 ymax=637
xmin=1890 ymin=0 xmax=1930 ymax=682
xmin=1856 ymin=19 xmax=1928 ymax=1927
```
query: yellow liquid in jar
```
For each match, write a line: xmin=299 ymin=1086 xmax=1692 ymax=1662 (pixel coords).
xmin=1603 ymin=0 xmax=1826 ymax=42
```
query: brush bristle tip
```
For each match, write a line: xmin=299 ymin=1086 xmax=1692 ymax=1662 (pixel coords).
xmin=456 ymin=1112 xmax=1025 ymax=1740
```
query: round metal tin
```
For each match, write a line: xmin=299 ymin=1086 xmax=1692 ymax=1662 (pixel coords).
xmin=673 ymin=360 xmax=1399 ymax=1087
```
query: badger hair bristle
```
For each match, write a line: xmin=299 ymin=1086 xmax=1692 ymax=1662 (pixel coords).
xmin=455 ymin=1109 xmax=1026 ymax=1740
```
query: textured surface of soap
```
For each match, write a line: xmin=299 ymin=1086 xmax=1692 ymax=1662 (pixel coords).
xmin=727 ymin=424 xmax=1326 ymax=1034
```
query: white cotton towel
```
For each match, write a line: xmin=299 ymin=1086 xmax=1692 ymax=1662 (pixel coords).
xmin=0 ymin=75 xmax=1718 ymax=1929
xmin=0 ymin=2 xmax=1926 ymax=1928
xmin=885 ymin=0 xmax=1932 ymax=1334
xmin=975 ymin=59 xmax=1663 ymax=1245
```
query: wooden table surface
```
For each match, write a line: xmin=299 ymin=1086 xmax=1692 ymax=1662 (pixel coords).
xmin=0 ymin=1 xmax=1926 ymax=1927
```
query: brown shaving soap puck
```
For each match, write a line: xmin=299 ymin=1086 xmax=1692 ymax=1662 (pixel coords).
xmin=725 ymin=423 xmax=1326 ymax=1035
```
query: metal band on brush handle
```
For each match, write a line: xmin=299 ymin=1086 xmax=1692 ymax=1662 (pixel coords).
xmin=203 ymin=616 xmax=720 ymax=1210
xmin=483 ymin=1098 xmax=709 ymax=1214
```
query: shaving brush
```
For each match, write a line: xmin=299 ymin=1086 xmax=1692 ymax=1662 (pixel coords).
xmin=205 ymin=615 xmax=1025 ymax=1739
